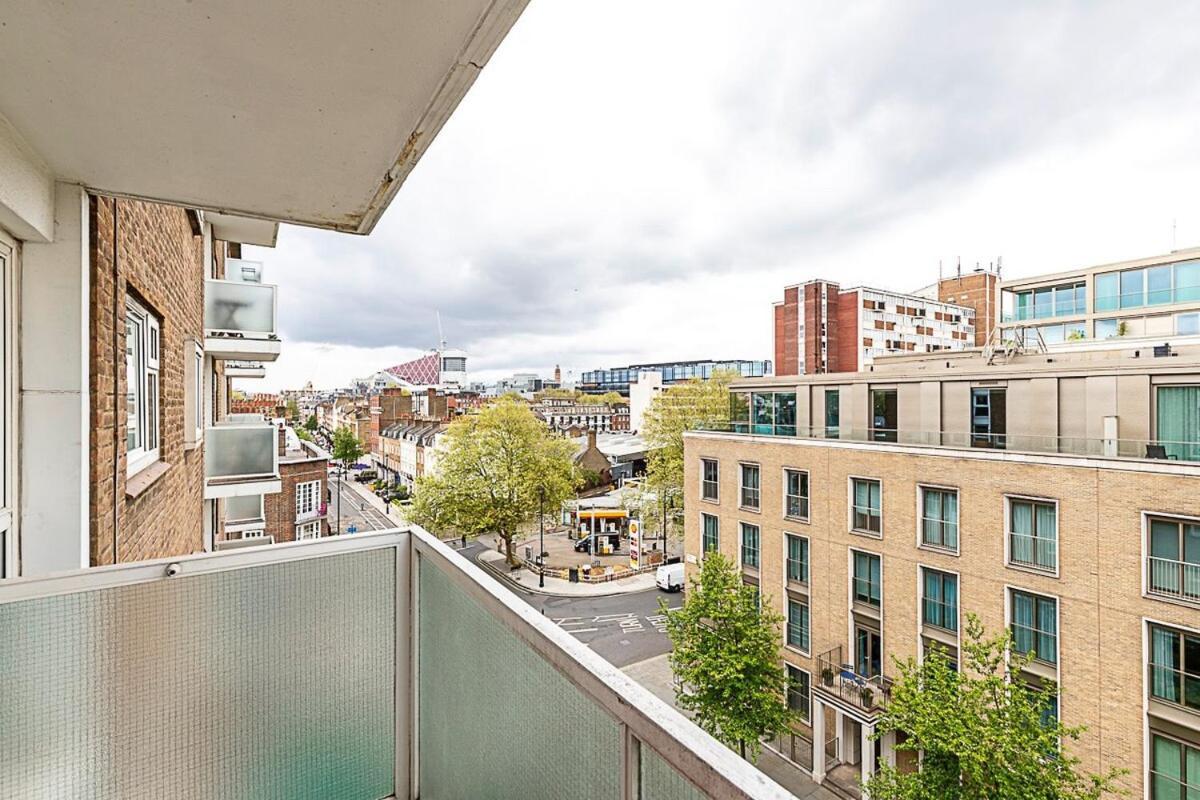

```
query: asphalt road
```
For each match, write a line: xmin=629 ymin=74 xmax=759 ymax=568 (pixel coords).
xmin=459 ymin=541 xmax=680 ymax=668
xmin=329 ymin=473 xmax=395 ymax=533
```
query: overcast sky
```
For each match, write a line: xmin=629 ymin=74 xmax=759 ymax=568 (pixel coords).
xmin=245 ymin=0 xmax=1200 ymax=392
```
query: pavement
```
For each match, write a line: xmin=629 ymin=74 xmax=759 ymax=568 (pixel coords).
xmin=620 ymin=654 xmax=842 ymax=800
xmin=329 ymin=472 xmax=397 ymax=533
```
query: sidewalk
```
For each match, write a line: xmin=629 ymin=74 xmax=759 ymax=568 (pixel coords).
xmin=621 ymin=655 xmax=842 ymax=800
xmin=476 ymin=545 xmax=659 ymax=597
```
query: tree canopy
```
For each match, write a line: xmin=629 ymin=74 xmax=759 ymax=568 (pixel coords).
xmin=662 ymin=552 xmax=792 ymax=760
xmin=331 ymin=426 xmax=365 ymax=466
xmin=409 ymin=396 xmax=579 ymax=563
xmin=866 ymin=615 xmax=1125 ymax=800
xmin=641 ymin=370 xmax=736 ymax=496
xmin=304 ymin=413 xmax=318 ymax=431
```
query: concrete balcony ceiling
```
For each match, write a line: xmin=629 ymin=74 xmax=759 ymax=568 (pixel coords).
xmin=0 ymin=0 xmax=527 ymax=234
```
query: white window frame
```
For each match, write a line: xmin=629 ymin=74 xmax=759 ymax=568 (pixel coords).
xmin=739 ymin=521 xmax=760 ymax=571
xmin=738 ymin=462 xmax=761 ymax=512
xmin=1003 ymin=494 xmax=1060 ymax=578
xmin=849 ymin=475 xmax=883 ymax=538
xmin=125 ymin=296 xmax=161 ymax=476
xmin=700 ymin=458 xmax=719 ymax=503
xmin=783 ymin=467 xmax=810 ymax=522
xmin=296 ymin=479 xmax=322 ymax=520
xmin=0 ymin=231 xmax=16 ymax=579
xmin=1142 ymin=510 xmax=1200 ymax=608
xmin=184 ymin=340 xmax=205 ymax=449
xmin=917 ymin=484 xmax=960 ymax=555
xmin=296 ymin=520 xmax=322 ymax=541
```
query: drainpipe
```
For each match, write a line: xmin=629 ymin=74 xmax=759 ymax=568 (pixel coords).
xmin=110 ymin=198 xmax=120 ymax=564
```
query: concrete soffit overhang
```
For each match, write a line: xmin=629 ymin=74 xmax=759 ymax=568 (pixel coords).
xmin=0 ymin=0 xmax=530 ymax=239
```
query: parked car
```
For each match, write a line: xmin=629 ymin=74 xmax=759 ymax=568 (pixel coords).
xmin=655 ymin=563 xmax=685 ymax=592
xmin=353 ymin=470 xmax=378 ymax=483
xmin=574 ymin=533 xmax=619 ymax=553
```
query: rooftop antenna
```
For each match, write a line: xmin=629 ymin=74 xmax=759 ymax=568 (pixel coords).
xmin=435 ymin=311 xmax=447 ymax=351
xmin=1173 ymin=218 xmax=1178 ymax=251
xmin=938 ymin=259 xmax=943 ymax=281
xmin=997 ymin=255 xmax=1003 ymax=278
xmin=956 ymin=256 xmax=962 ymax=278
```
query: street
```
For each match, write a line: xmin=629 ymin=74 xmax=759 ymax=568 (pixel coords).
xmin=458 ymin=541 xmax=680 ymax=668
xmin=328 ymin=471 xmax=395 ymax=533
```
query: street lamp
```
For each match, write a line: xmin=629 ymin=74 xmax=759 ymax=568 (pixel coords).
xmin=538 ymin=485 xmax=546 ymax=589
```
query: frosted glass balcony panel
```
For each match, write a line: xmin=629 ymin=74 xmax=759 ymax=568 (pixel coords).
xmin=206 ymin=424 xmax=276 ymax=480
xmin=225 ymin=493 xmax=264 ymax=524
xmin=0 ymin=548 xmax=395 ymax=799
xmin=417 ymin=554 xmax=622 ymax=800
xmin=205 ymin=279 xmax=276 ymax=337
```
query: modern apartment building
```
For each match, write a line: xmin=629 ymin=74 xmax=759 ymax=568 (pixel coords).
xmin=773 ymin=276 xmax=991 ymax=377
xmin=580 ymin=358 xmax=773 ymax=396
xmin=684 ymin=342 xmax=1200 ymax=798
xmin=1000 ymin=247 xmax=1200 ymax=348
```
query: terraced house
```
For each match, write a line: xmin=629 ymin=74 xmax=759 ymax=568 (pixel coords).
xmin=0 ymin=4 xmax=789 ymax=799
xmin=684 ymin=337 xmax=1200 ymax=798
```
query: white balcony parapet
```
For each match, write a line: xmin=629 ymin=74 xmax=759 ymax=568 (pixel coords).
xmin=204 ymin=422 xmax=281 ymax=499
xmin=224 ymin=258 xmax=263 ymax=283
xmin=223 ymin=493 xmax=265 ymax=533
xmin=204 ymin=279 xmax=280 ymax=362
xmin=224 ymin=361 xmax=267 ymax=379
xmin=0 ymin=527 xmax=794 ymax=799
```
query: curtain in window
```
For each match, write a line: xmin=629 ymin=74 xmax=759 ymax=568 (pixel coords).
xmin=1152 ymin=735 xmax=1182 ymax=798
xmin=943 ymin=491 xmax=958 ymax=548
xmin=1152 ymin=627 xmax=1180 ymax=702
xmin=1012 ymin=592 xmax=1034 ymax=654
xmin=1188 ymin=743 xmax=1200 ymax=796
xmin=1036 ymin=503 xmax=1056 ymax=567
xmin=1151 ymin=520 xmax=1183 ymax=595
xmin=923 ymin=570 xmax=940 ymax=627
xmin=1158 ymin=386 xmax=1200 ymax=462
xmin=1011 ymin=502 xmax=1034 ymax=563
xmin=943 ymin=574 xmax=957 ymax=627
xmin=922 ymin=490 xmax=940 ymax=543
xmin=1037 ymin=599 xmax=1056 ymax=663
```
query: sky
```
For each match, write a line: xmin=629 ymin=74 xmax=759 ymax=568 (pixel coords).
xmin=245 ymin=0 xmax=1200 ymax=392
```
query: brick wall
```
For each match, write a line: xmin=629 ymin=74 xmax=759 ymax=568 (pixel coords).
xmin=683 ymin=432 xmax=1200 ymax=797
xmin=775 ymin=286 xmax=800 ymax=376
xmin=263 ymin=455 xmax=330 ymax=543
xmin=89 ymin=195 xmax=226 ymax=565
xmin=938 ymin=271 xmax=998 ymax=346
xmin=831 ymin=286 xmax=859 ymax=372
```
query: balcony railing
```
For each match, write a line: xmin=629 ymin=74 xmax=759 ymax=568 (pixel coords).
xmin=1148 ymin=660 xmax=1200 ymax=712
xmin=204 ymin=422 xmax=280 ymax=499
xmin=815 ymin=646 xmax=891 ymax=718
xmin=921 ymin=597 xmax=958 ymax=632
xmin=1008 ymin=533 xmax=1057 ymax=571
xmin=223 ymin=493 xmax=265 ymax=532
xmin=699 ymin=422 xmax=1200 ymax=464
xmin=1148 ymin=556 xmax=1200 ymax=603
xmin=0 ymin=528 xmax=794 ymax=799
xmin=204 ymin=279 xmax=281 ymax=361
xmin=224 ymin=360 xmax=267 ymax=378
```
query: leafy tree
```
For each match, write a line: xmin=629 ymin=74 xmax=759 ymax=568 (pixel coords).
xmin=662 ymin=553 xmax=792 ymax=761
xmin=331 ymin=426 xmax=365 ymax=468
xmin=866 ymin=614 xmax=1126 ymax=800
xmin=286 ymin=398 xmax=300 ymax=420
xmin=641 ymin=370 xmax=737 ymax=497
xmin=409 ymin=396 xmax=579 ymax=564
xmin=296 ymin=427 xmax=314 ymax=442
xmin=597 ymin=391 xmax=626 ymax=406
xmin=304 ymin=413 xmax=318 ymax=431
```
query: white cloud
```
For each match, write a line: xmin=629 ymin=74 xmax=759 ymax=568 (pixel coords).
xmin=245 ymin=0 xmax=1200 ymax=392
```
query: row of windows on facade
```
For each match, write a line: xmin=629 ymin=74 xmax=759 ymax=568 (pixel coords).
xmin=701 ymin=457 xmax=1200 ymax=601
xmin=1004 ymin=260 xmax=1200 ymax=322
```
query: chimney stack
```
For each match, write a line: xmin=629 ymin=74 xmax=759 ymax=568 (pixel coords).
xmin=277 ymin=424 xmax=287 ymax=456
xmin=554 ymin=364 xmax=561 ymax=383
xmin=587 ymin=428 xmax=597 ymax=450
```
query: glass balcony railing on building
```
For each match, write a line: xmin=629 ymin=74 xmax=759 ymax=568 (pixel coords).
xmin=204 ymin=421 xmax=281 ymax=499
xmin=0 ymin=527 xmax=794 ymax=800
xmin=204 ymin=278 xmax=281 ymax=362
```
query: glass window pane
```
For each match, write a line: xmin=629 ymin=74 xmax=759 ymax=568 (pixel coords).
xmin=1149 ymin=266 xmax=1174 ymax=305
xmin=1176 ymin=261 xmax=1200 ymax=302
xmin=1121 ymin=269 xmax=1145 ymax=309
xmin=1034 ymin=288 xmax=1053 ymax=319
xmin=1095 ymin=318 xmax=1119 ymax=339
xmin=1094 ymin=272 xmax=1119 ymax=311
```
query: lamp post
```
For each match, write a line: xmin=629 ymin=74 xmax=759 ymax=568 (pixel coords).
xmin=538 ymin=485 xmax=546 ymax=589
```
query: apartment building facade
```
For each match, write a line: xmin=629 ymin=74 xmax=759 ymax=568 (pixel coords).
xmin=1000 ymin=248 xmax=1200 ymax=348
xmin=580 ymin=359 xmax=773 ymax=396
xmin=773 ymin=277 xmax=989 ymax=377
xmin=684 ymin=344 xmax=1200 ymax=798
xmin=532 ymin=399 xmax=631 ymax=433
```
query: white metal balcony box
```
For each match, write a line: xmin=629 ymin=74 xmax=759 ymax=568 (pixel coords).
xmin=204 ymin=422 xmax=281 ymax=499
xmin=204 ymin=279 xmax=281 ymax=362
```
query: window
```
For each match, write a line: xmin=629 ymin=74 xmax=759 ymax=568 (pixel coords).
xmin=784 ymin=469 xmax=809 ymax=520
xmin=296 ymin=479 xmax=321 ymax=519
xmin=743 ymin=578 xmax=760 ymax=609
xmin=701 ymin=513 xmax=719 ymax=554
xmin=125 ymin=296 xmax=161 ymax=475
xmin=184 ymin=340 xmax=205 ymax=448
xmin=787 ymin=598 xmax=810 ymax=651
xmin=851 ymin=478 xmax=882 ymax=535
xmin=871 ymin=388 xmax=898 ymax=442
xmin=853 ymin=551 xmax=881 ymax=607
xmin=740 ymin=523 xmax=760 ymax=569
xmin=1149 ymin=516 xmax=1200 ymax=602
xmin=1152 ymin=734 xmax=1200 ymax=799
xmin=1149 ymin=624 xmax=1200 ymax=711
xmin=1008 ymin=498 xmax=1057 ymax=572
xmin=920 ymin=487 xmax=959 ymax=551
xmin=921 ymin=568 xmax=958 ymax=632
xmin=1011 ymin=590 xmax=1057 ymax=665
xmin=296 ymin=520 xmax=322 ymax=541
xmin=971 ymin=388 xmax=1006 ymax=449
xmin=1121 ymin=268 xmax=1145 ymax=309
xmin=785 ymin=534 xmax=808 ymax=583
xmin=701 ymin=458 xmax=718 ymax=501
xmin=1157 ymin=386 xmax=1200 ymax=462
xmin=786 ymin=666 xmax=811 ymax=722
xmin=739 ymin=463 xmax=760 ymax=510
xmin=749 ymin=391 xmax=797 ymax=436
xmin=824 ymin=389 xmax=840 ymax=439
xmin=1094 ymin=271 xmax=1119 ymax=312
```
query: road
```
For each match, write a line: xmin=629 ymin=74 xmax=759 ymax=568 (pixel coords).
xmin=458 ymin=541 xmax=679 ymax=668
xmin=328 ymin=472 xmax=395 ymax=533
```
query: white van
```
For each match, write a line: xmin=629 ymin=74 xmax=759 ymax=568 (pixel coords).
xmin=655 ymin=563 xmax=685 ymax=592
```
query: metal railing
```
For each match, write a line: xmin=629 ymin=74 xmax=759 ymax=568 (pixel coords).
xmin=852 ymin=577 xmax=880 ymax=607
xmin=786 ymin=557 xmax=807 ymax=584
xmin=921 ymin=597 xmax=958 ymax=632
xmin=1147 ymin=661 xmax=1200 ymax=712
xmin=785 ymin=495 xmax=809 ymax=520
xmin=0 ymin=528 xmax=795 ymax=799
xmin=1008 ymin=532 xmax=1057 ymax=571
xmin=699 ymin=421 xmax=1200 ymax=464
xmin=1147 ymin=556 xmax=1200 ymax=603
xmin=814 ymin=646 xmax=891 ymax=715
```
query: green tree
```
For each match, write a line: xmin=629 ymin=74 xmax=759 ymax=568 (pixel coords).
xmin=597 ymin=391 xmax=625 ymax=406
xmin=866 ymin=614 xmax=1125 ymax=800
xmin=662 ymin=553 xmax=792 ymax=761
xmin=409 ymin=396 xmax=579 ymax=564
xmin=641 ymin=370 xmax=737 ymax=498
xmin=304 ymin=413 xmax=318 ymax=431
xmin=286 ymin=397 xmax=300 ymax=420
xmin=331 ymin=426 xmax=365 ymax=468
xmin=296 ymin=427 xmax=314 ymax=442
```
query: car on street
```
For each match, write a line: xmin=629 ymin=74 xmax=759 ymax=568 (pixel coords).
xmin=655 ymin=563 xmax=685 ymax=592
